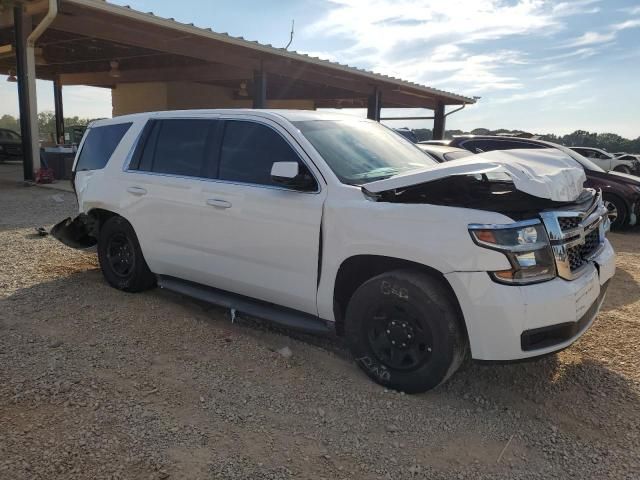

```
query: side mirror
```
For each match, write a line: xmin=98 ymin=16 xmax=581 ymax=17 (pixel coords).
xmin=271 ymin=161 xmax=299 ymax=181
xmin=271 ymin=162 xmax=316 ymax=191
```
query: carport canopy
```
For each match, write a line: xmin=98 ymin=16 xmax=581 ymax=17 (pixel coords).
xmin=0 ymin=0 xmax=476 ymax=179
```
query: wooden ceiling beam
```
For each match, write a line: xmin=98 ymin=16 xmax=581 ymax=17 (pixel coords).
xmin=58 ymin=63 xmax=252 ymax=86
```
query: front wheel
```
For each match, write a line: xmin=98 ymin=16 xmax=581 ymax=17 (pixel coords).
xmin=603 ymin=194 xmax=628 ymax=230
xmin=98 ymin=216 xmax=156 ymax=292
xmin=345 ymin=270 xmax=467 ymax=393
xmin=613 ymin=165 xmax=631 ymax=174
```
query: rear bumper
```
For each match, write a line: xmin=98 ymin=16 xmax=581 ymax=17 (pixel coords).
xmin=50 ymin=214 xmax=97 ymax=249
xmin=445 ymin=239 xmax=615 ymax=361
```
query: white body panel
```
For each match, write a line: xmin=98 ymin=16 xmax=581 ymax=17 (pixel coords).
xmin=74 ymin=109 xmax=617 ymax=362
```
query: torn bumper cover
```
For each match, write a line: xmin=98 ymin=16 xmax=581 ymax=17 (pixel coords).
xmin=50 ymin=214 xmax=97 ymax=249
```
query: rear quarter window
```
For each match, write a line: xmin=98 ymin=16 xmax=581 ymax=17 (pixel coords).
xmin=75 ymin=123 xmax=132 ymax=171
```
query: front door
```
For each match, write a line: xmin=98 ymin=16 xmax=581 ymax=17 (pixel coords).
xmin=197 ymin=118 xmax=326 ymax=315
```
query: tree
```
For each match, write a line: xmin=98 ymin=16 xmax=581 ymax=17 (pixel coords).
xmin=0 ymin=114 xmax=20 ymax=132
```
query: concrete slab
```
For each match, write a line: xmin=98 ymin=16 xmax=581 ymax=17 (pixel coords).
xmin=0 ymin=162 xmax=73 ymax=192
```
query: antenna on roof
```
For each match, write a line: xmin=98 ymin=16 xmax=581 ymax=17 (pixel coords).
xmin=285 ymin=19 xmax=295 ymax=50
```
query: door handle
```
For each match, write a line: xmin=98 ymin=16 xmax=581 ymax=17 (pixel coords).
xmin=127 ymin=186 xmax=147 ymax=196
xmin=206 ymin=198 xmax=232 ymax=209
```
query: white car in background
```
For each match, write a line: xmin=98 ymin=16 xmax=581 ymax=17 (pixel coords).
xmin=570 ymin=146 xmax=640 ymax=175
xmin=52 ymin=110 xmax=615 ymax=393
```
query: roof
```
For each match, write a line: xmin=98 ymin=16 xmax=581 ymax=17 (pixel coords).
xmin=62 ymin=0 xmax=475 ymax=106
xmin=90 ymin=109 xmax=374 ymax=127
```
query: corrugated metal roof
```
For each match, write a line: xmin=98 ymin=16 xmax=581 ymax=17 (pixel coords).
xmin=65 ymin=0 xmax=475 ymax=105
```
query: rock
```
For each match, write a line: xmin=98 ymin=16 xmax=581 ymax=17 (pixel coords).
xmin=277 ymin=346 xmax=293 ymax=359
xmin=48 ymin=340 xmax=63 ymax=348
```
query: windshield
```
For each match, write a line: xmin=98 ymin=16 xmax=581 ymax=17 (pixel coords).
xmin=294 ymin=119 xmax=437 ymax=184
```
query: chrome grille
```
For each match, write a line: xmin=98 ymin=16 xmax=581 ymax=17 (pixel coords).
xmin=558 ymin=217 xmax=580 ymax=231
xmin=540 ymin=191 xmax=609 ymax=280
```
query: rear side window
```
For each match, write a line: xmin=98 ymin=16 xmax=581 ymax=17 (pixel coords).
xmin=219 ymin=121 xmax=308 ymax=187
xmin=75 ymin=123 xmax=132 ymax=171
xmin=133 ymin=119 xmax=216 ymax=177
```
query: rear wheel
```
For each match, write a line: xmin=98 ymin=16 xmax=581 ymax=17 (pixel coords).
xmin=345 ymin=270 xmax=467 ymax=393
xmin=603 ymin=194 xmax=628 ymax=230
xmin=98 ymin=216 xmax=156 ymax=292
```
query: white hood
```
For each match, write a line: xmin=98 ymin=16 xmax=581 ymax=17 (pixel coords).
xmin=363 ymin=148 xmax=586 ymax=202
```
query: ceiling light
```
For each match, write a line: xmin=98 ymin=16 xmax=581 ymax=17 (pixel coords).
xmin=109 ymin=60 xmax=121 ymax=78
xmin=7 ymin=69 xmax=17 ymax=82
xmin=237 ymin=81 xmax=249 ymax=97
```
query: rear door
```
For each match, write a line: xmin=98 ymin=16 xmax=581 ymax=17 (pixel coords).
xmin=197 ymin=117 xmax=326 ymax=315
xmin=123 ymin=117 xmax=219 ymax=281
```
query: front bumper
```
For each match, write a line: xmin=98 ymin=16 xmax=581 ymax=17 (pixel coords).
xmin=445 ymin=239 xmax=615 ymax=361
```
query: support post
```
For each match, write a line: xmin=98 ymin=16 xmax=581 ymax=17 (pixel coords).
xmin=433 ymin=101 xmax=446 ymax=140
xmin=14 ymin=6 xmax=35 ymax=180
xmin=366 ymin=87 xmax=382 ymax=121
xmin=53 ymin=78 xmax=64 ymax=144
xmin=252 ymin=70 xmax=266 ymax=109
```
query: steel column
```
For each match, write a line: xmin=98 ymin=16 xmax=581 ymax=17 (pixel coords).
xmin=14 ymin=6 xmax=34 ymax=180
xmin=433 ymin=101 xmax=446 ymax=140
xmin=366 ymin=88 xmax=382 ymax=121
xmin=53 ymin=78 xmax=64 ymax=143
xmin=252 ymin=70 xmax=266 ymax=109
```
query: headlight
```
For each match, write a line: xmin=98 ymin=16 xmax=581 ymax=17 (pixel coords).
xmin=469 ymin=220 xmax=556 ymax=285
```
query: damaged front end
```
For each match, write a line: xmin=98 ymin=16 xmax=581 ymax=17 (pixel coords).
xmin=50 ymin=213 xmax=98 ymax=249
xmin=361 ymin=149 xmax=590 ymax=219
xmin=363 ymin=173 xmax=594 ymax=220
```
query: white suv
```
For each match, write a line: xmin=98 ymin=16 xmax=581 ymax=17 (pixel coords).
xmin=53 ymin=110 xmax=616 ymax=393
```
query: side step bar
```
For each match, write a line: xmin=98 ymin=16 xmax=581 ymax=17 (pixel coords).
xmin=157 ymin=275 xmax=334 ymax=336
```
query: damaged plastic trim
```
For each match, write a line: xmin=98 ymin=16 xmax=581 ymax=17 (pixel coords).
xmin=50 ymin=213 xmax=98 ymax=249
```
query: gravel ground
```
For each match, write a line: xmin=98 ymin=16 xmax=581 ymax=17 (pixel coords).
xmin=1 ymin=163 xmax=639 ymax=479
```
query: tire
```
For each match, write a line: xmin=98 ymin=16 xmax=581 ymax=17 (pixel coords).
xmin=613 ymin=165 xmax=631 ymax=174
xmin=97 ymin=216 xmax=156 ymax=292
xmin=603 ymin=194 xmax=628 ymax=230
xmin=345 ymin=270 xmax=467 ymax=393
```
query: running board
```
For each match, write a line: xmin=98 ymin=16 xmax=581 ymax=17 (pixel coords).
xmin=157 ymin=275 xmax=334 ymax=335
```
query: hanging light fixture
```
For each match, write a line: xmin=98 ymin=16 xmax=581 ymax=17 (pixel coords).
xmin=237 ymin=81 xmax=249 ymax=97
xmin=6 ymin=69 xmax=17 ymax=82
xmin=108 ymin=60 xmax=121 ymax=78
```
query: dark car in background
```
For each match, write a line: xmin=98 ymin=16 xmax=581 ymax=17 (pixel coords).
xmin=0 ymin=128 xmax=22 ymax=161
xmin=416 ymin=144 xmax=473 ymax=162
xmin=446 ymin=135 xmax=640 ymax=230
xmin=393 ymin=127 xmax=418 ymax=143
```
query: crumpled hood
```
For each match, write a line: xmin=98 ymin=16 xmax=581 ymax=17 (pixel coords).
xmin=363 ymin=148 xmax=587 ymax=202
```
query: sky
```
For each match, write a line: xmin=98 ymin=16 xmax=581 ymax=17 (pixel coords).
xmin=1 ymin=0 xmax=639 ymax=137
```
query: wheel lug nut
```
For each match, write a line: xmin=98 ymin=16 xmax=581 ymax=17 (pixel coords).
xmin=391 ymin=341 xmax=396 ymax=345
xmin=401 ymin=343 xmax=406 ymax=347
xmin=407 ymin=335 xmax=412 ymax=339
xmin=386 ymin=330 xmax=391 ymax=334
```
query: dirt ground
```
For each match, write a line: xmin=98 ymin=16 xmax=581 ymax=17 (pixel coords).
xmin=0 ymin=163 xmax=639 ymax=479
